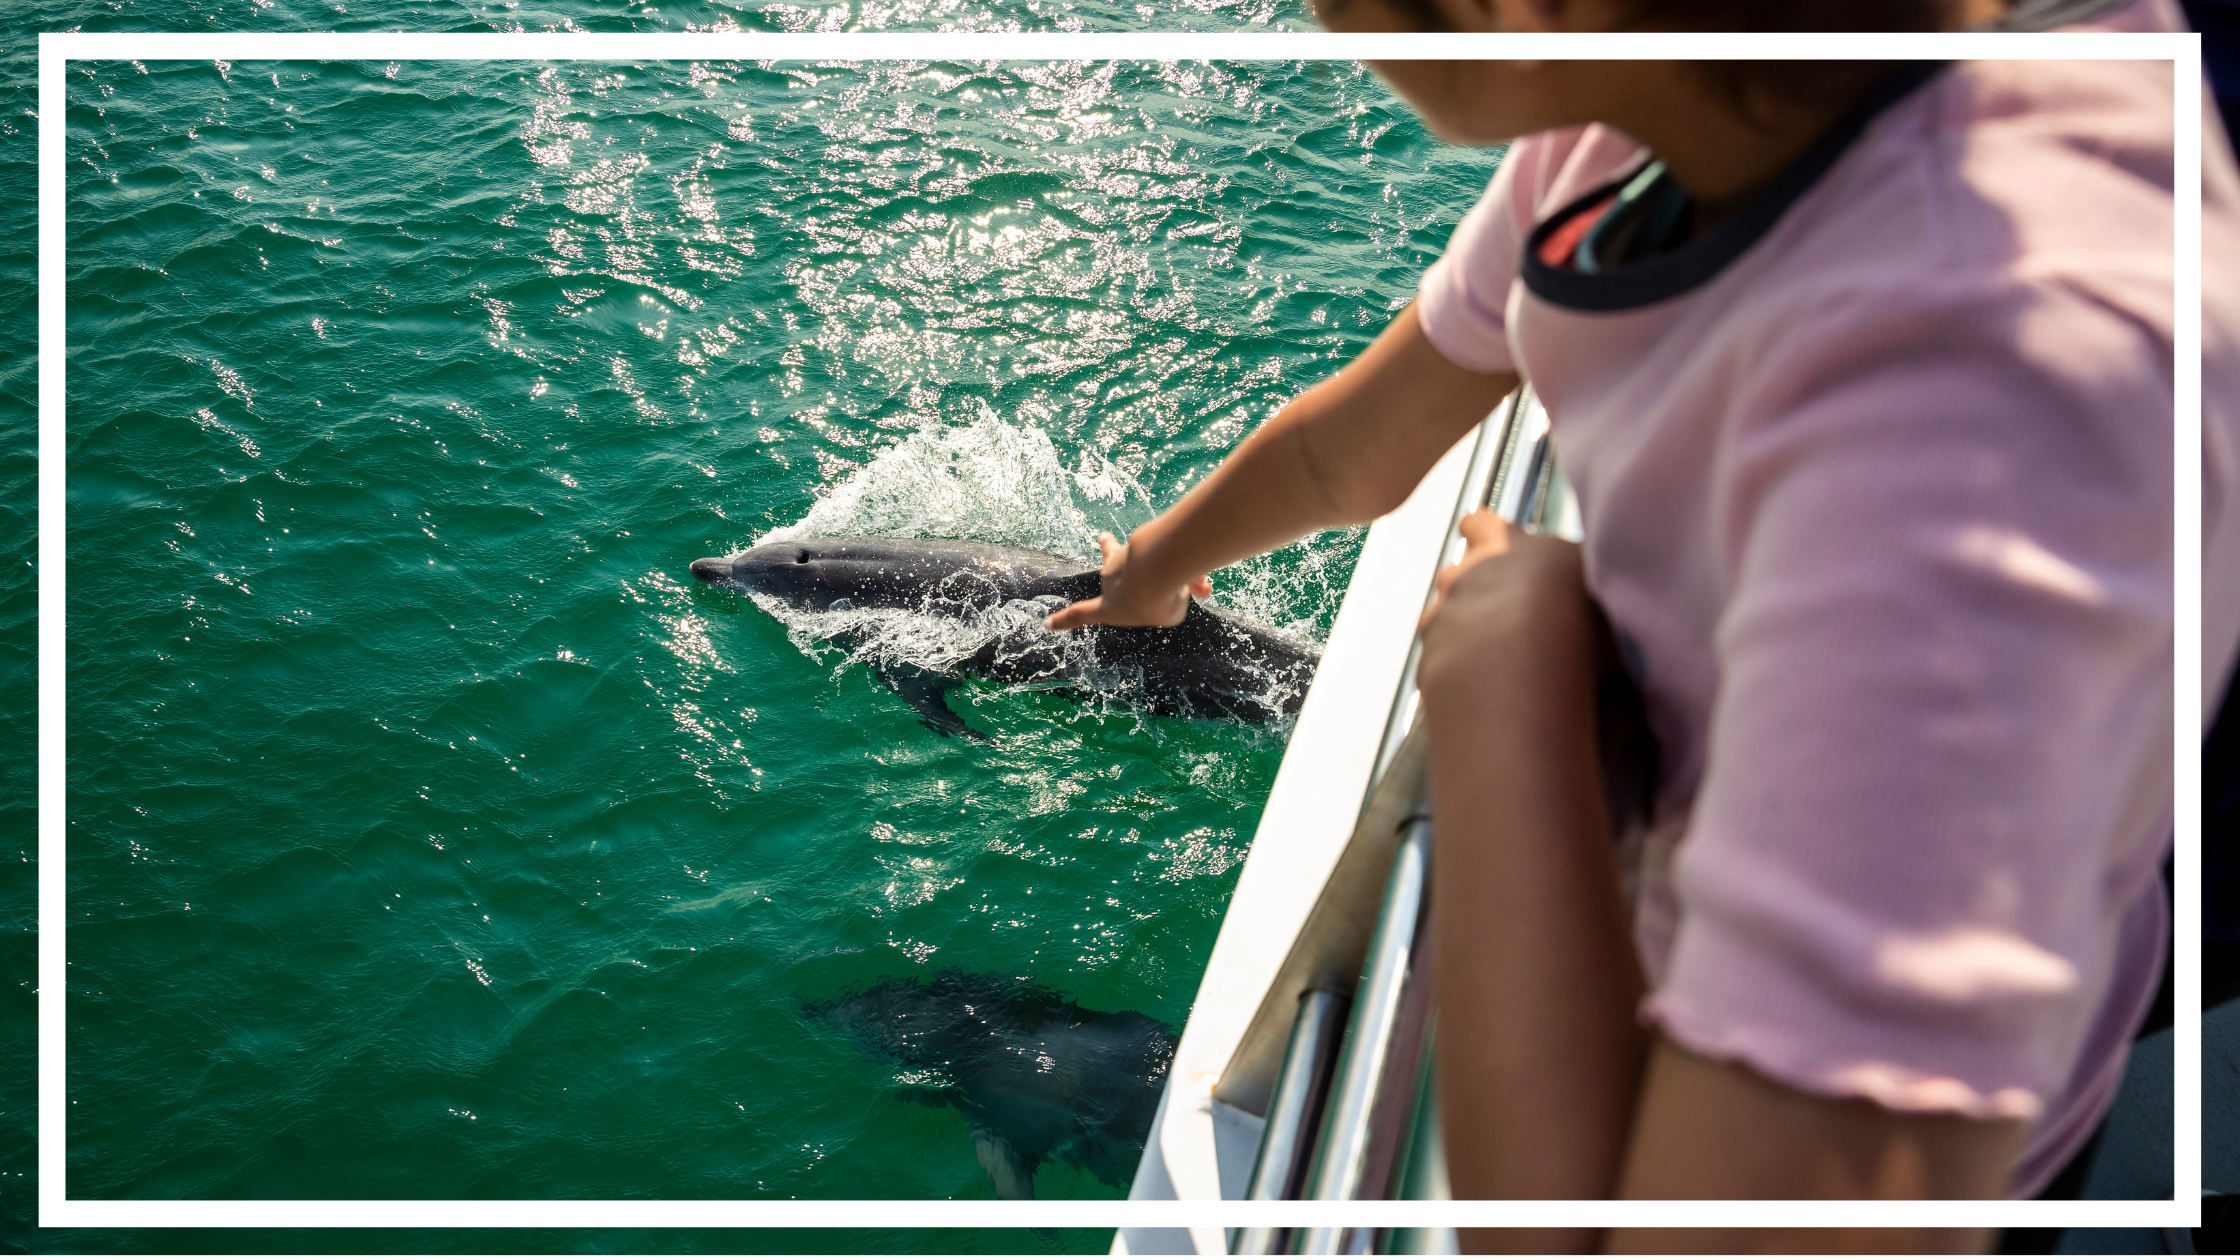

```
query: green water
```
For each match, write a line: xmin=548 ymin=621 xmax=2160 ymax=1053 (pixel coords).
xmin=7 ymin=5 xmax=1501 ymax=1250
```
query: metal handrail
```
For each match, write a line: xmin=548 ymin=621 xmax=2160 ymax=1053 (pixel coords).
xmin=1252 ymin=387 xmax=1580 ymax=1255
xmin=1291 ymin=810 xmax=1433 ymax=1253
xmin=1370 ymin=391 xmax=1529 ymax=790
xmin=1319 ymin=394 xmax=1573 ymax=1250
xmin=1378 ymin=1023 xmax=1453 ymax=1255
xmin=1230 ymin=987 xmax=1349 ymax=1256
xmin=1228 ymin=394 xmax=1529 ymax=1257
xmin=1226 ymin=389 xmax=1557 ymax=1255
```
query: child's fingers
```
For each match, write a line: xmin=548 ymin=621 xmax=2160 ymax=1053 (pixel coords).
xmin=1422 ymin=510 xmax=1511 ymax=636
xmin=1457 ymin=508 xmax=1511 ymax=557
xmin=1046 ymin=597 xmax=1103 ymax=631
xmin=1435 ymin=509 xmax=1513 ymax=598
xmin=1189 ymin=575 xmax=1212 ymax=598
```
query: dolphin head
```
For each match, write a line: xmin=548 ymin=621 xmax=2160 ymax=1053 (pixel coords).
xmin=689 ymin=537 xmax=1053 ymax=614
xmin=691 ymin=538 xmax=919 ymax=612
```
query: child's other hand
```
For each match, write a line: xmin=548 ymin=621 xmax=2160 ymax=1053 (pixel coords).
xmin=1045 ymin=531 xmax=1212 ymax=631
xmin=1420 ymin=508 xmax=1513 ymax=638
xmin=1418 ymin=509 xmax=1594 ymax=659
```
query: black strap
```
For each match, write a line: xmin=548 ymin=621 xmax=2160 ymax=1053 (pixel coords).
xmin=1518 ymin=62 xmax=1947 ymax=313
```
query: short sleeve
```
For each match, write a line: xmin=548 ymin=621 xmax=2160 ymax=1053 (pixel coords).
xmin=1416 ymin=160 xmax=1524 ymax=375
xmin=1640 ymin=286 xmax=2175 ymax=1123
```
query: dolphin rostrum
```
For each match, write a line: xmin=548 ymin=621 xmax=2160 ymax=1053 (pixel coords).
xmin=689 ymin=536 xmax=1320 ymax=739
xmin=808 ymin=971 xmax=1176 ymax=1199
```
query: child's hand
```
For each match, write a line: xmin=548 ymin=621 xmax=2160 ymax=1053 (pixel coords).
xmin=1420 ymin=509 xmax=1516 ymax=637
xmin=1418 ymin=509 xmax=1597 ymax=669
xmin=1045 ymin=531 xmax=1212 ymax=631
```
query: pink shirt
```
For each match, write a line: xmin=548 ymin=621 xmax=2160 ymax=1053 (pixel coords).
xmin=1418 ymin=25 xmax=2238 ymax=1193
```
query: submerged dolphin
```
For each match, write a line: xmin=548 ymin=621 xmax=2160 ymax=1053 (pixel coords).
xmin=808 ymin=971 xmax=1175 ymax=1199
xmin=689 ymin=536 xmax=1320 ymax=738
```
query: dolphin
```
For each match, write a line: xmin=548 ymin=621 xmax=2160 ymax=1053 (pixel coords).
xmin=688 ymin=536 xmax=1320 ymax=739
xmin=808 ymin=971 xmax=1176 ymax=1199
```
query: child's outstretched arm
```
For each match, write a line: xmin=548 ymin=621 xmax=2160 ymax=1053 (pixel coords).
xmin=1045 ymin=302 xmax=1518 ymax=630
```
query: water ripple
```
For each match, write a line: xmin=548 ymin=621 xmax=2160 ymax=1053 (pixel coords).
xmin=54 ymin=48 xmax=1496 ymax=1208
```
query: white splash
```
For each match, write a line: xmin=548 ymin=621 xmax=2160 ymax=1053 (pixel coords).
xmin=741 ymin=411 xmax=1135 ymax=688
xmin=754 ymin=589 xmax=1094 ymax=687
xmin=761 ymin=409 xmax=1139 ymax=562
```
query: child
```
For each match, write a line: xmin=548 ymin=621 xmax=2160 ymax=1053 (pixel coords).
xmin=1047 ymin=0 xmax=2240 ymax=1250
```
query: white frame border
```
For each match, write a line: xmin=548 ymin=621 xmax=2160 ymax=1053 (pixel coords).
xmin=38 ymin=27 xmax=2203 ymax=1233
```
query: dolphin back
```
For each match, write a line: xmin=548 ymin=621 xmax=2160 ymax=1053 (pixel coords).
xmin=702 ymin=535 xmax=1324 ymax=728
xmin=1004 ymin=555 xmax=1324 ymax=721
xmin=1084 ymin=599 xmax=1322 ymax=722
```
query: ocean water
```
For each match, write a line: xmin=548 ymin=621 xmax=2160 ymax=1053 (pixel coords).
xmin=7 ymin=4 xmax=1501 ymax=1250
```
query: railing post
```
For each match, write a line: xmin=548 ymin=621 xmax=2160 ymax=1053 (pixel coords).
xmin=1291 ymin=808 xmax=1432 ymax=1254
xmin=1378 ymin=1027 xmax=1455 ymax=1255
xmin=1229 ymin=987 xmax=1350 ymax=1255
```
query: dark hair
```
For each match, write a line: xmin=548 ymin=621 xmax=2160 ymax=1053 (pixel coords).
xmin=1615 ymin=0 xmax=1954 ymax=31
xmin=1343 ymin=0 xmax=1965 ymax=33
xmin=1616 ymin=0 xmax=1962 ymax=111
xmin=1337 ymin=0 xmax=1974 ymax=112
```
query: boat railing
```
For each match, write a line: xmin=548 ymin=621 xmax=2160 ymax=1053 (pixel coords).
xmin=1225 ymin=386 xmax=1578 ymax=1255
